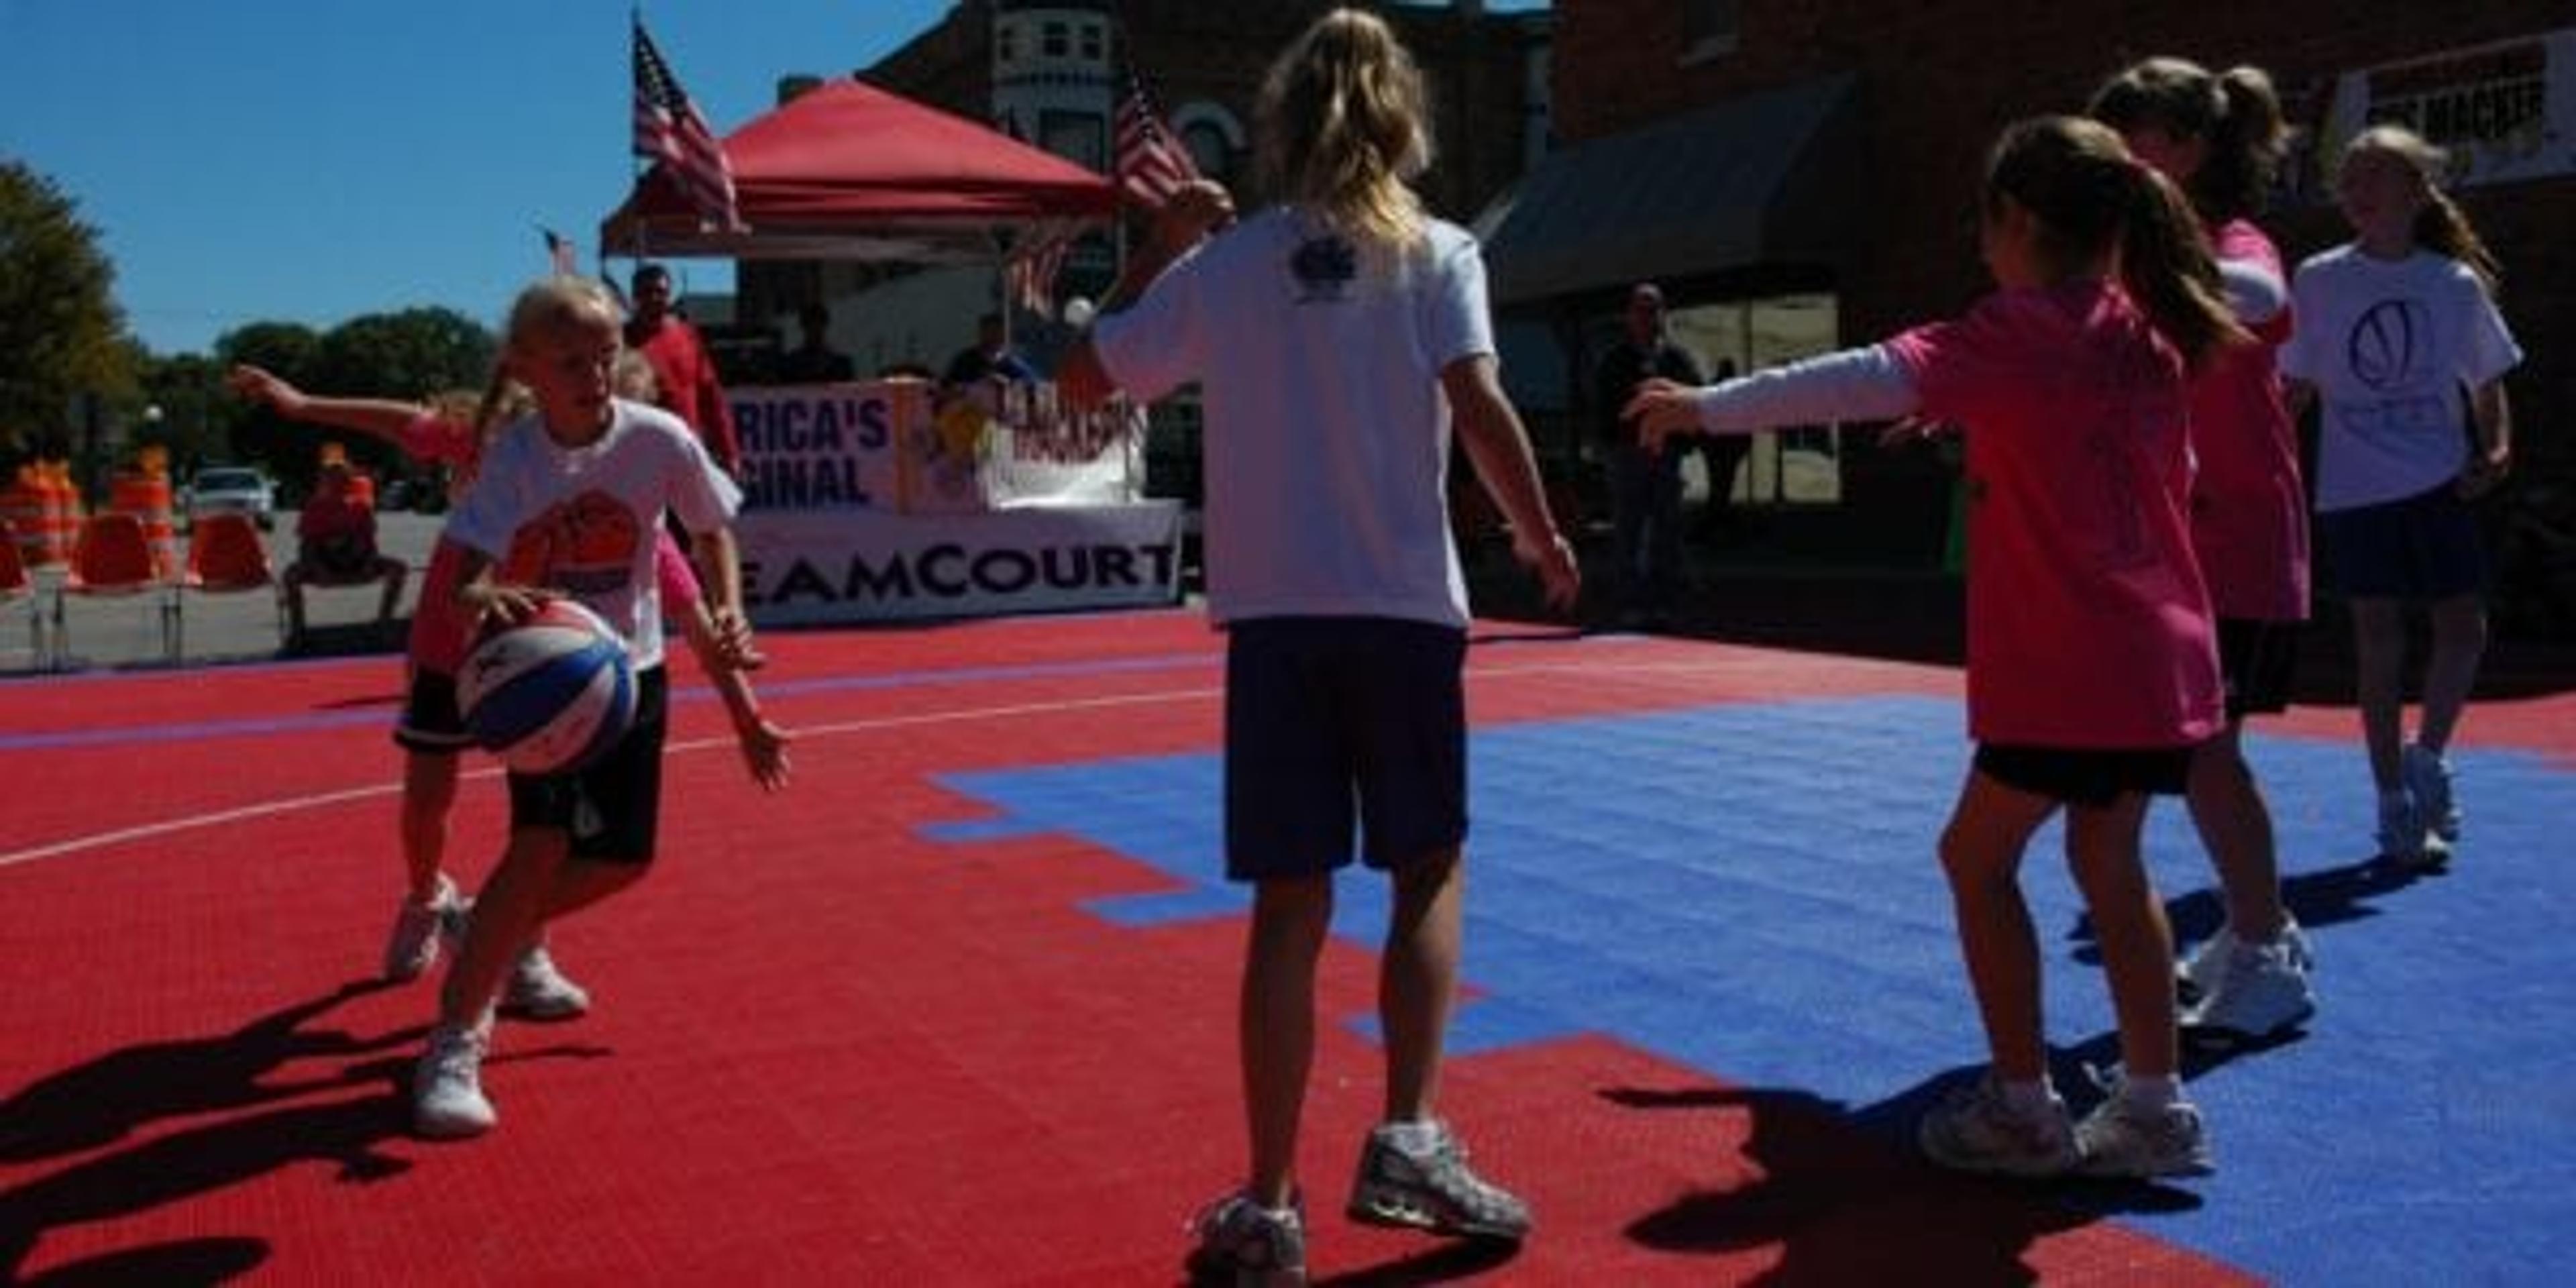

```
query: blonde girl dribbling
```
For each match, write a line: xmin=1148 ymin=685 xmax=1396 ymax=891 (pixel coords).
xmin=1629 ymin=115 xmax=2245 ymax=1179
xmin=409 ymin=274 xmax=749 ymax=1138
xmin=2277 ymin=125 xmax=2522 ymax=869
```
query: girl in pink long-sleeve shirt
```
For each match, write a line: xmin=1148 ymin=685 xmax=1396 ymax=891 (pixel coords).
xmin=1629 ymin=115 xmax=2247 ymax=1181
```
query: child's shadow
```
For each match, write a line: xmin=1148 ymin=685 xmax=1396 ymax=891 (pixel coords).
xmin=0 ymin=979 xmax=608 ymax=1281
xmin=0 ymin=979 xmax=411 ymax=1164
xmin=1609 ymin=1066 xmax=2205 ymax=1285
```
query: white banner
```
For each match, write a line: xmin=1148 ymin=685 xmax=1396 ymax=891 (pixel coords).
xmin=980 ymin=382 xmax=1146 ymax=506
xmin=727 ymin=381 xmax=922 ymax=515
xmin=2324 ymin=28 xmax=2576 ymax=186
xmin=739 ymin=500 xmax=1185 ymax=624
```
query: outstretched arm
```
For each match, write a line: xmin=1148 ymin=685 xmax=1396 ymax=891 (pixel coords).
xmin=227 ymin=365 xmax=439 ymax=449
xmin=1624 ymin=345 xmax=1919 ymax=453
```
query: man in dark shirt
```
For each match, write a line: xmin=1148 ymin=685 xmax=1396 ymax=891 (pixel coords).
xmin=1593 ymin=282 xmax=1703 ymax=625
xmin=943 ymin=313 xmax=1036 ymax=388
xmin=776 ymin=301 xmax=855 ymax=384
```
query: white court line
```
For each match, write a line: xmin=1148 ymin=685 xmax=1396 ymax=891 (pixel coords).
xmin=0 ymin=655 xmax=1871 ymax=872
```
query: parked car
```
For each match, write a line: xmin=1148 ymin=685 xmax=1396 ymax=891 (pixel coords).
xmin=186 ymin=466 xmax=278 ymax=530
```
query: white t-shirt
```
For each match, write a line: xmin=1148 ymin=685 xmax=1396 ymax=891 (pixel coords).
xmin=1091 ymin=208 xmax=1493 ymax=629
xmin=444 ymin=399 xmax=741 ymax=669
xmin=2279 ymin=246 xmax=2522 ymax=512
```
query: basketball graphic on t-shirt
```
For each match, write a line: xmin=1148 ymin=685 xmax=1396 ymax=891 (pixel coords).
xmin=502 ymin=489 xmax=643 ymax=597
xmin=2347 ymin=298 xmax=2429 ymax=391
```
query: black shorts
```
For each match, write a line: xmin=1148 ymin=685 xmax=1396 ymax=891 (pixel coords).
xmin=504 ymin=666 xmax=668 ymax=864
xmin=1974 ymin=741 xmax=2197 ymax=807
xmin=2318 ymin=481 xmax=2486 ymax=601
xmin=2215 ymin=617 xmax=2300 ymax=720
xmin=1224 ymin=616 xmax=1467 ymax=882
xmin=394 ymin=668 xmax=473 ymax=753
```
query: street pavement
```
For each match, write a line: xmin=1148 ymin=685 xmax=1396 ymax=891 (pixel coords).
xmin=3 ymin=510 xmax=447 ymax=676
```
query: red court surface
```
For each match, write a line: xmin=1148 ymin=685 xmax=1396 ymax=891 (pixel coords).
xmin=4 ymin=609 xmax=2570 ymax=1285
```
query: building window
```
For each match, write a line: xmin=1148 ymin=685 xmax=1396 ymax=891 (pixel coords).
xmin=996 ymin=23 xmax=1019 ymax=64
xmin=1657 ymin=292 xmax=1843 ymax=506
xmin=1040 ymin=109 xmax=1105 ymax=172
xmin=1079 ymin=21 xmax=1104 ymax=62
xmin=1679 ymin=0 xmax=1739 ymax=63
xmin=1042 ymin=21 xmax=1068 ymax=58
xmin=1180 ymin=121 xmax=1231 ymax=184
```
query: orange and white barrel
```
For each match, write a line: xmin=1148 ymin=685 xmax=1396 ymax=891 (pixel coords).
xmin=110 ymin=470 xmax=180 ymax=579
xmin=1 ymin=466 xmax=47 ymax=566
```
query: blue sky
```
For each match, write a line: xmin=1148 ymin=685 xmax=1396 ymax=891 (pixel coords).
xmin=1 ymin=1 xmax=1544 ymax=358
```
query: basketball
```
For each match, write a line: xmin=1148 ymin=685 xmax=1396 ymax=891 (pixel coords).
xmin=458 ymin=599 xmax=636 ymax=776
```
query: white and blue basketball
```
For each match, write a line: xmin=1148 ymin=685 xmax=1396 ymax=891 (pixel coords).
xmin=458 ymin=599 xmax=636 ymax=776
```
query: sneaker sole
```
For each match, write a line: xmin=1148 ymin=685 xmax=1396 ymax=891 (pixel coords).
xmin=414 ymin=1108 xmax=496 ymax=1139
xmin=498 ymin=996 xmax=590 ymax=1022
xmin=1344 ymin=1193 xmax=1529 ymax=1242
xmin=1184 ymin=1256 xmax=1306 ymax=1288
xmin=2076 ymin=1150 xmax=2214 ymax=1179
xmin=2182 ymin=997 xmax=2316 ymax=1042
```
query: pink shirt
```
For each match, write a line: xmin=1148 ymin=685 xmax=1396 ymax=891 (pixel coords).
xmin=1886 ymin=279 xmax=2220 ymax=749
xmin=393 ymin=413 xmax=703 ymax=674
xmin=396 ymin=415 xmax=482 ymax=674
xmin=2190 ymin=221 xmax=2309 ymax=623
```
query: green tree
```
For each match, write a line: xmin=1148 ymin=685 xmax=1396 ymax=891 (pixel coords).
xmin=0 ymin=160 xmax=135 ymax=460
xmin=211 ymin=321 xmax=323 ymax=480
xmin=131 ymin=347 xmax=229 ymax=474
xmin=301 ymin=307 xmax=494 ymax=488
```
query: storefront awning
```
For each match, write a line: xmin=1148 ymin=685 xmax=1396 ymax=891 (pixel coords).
xmin=1481 ymin=74 xmax=1863 ymax=306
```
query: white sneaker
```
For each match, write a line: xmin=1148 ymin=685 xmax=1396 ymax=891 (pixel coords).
xmin=2180 ymin=916 xmax=2315 ymax=1004
xmin=2075 ymin=1091 xmax=2211 ymax=1178
xmin=2176 ymin=926 xmax=2239 ymax=1005
xmin=2184 ymin=936 xmax=2316 ymax=1039
xmin=382 ymin=875 xmax=462 ymax=983
xmin=414 ymin=1024 xmax=496 ymax=1138
xmin=1918 ymin=1075 xmax=2079 ymax=1177
xmin=2402 ymin=744 xmax=2460 ymax=844
xmin=502 ymin=944 xmax=591 ymax=1020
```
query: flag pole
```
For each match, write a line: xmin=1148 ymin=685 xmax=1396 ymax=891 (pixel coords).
xmin=631 ymin=4 xmax=652 ymax=279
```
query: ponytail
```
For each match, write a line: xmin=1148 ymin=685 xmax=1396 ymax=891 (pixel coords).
xmin=2417 ymin=191 xmax=2503 ymax=297
xmin=2345 ymin=125 xmax=2502 ymax=297
xmin=2086 ymin=57 xmax=2286 ymax=224
xmin=2116 ymin=161 xmax=2249 ymax=368
xmin=1985 ymin=115 xmax=2249 ymax=368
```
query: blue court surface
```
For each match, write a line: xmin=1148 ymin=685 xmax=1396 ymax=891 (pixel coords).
xmin=928 ymin=694 xmax=2576 ymax=1285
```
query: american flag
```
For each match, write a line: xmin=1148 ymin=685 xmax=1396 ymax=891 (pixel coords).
xmin=1114 ymin=73 xmax=1201 ymax=209
xmin=633 ymin=16 xmax=742 ymax=232
xmin=540 ymin=226 xmax=578 ymax=276
xmin=1006 ymin=223 xmax=1075 ymax=315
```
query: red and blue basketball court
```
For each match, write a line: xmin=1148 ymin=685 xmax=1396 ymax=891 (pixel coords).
xmin=4 ymin=608 xmax=2571 ymax=1284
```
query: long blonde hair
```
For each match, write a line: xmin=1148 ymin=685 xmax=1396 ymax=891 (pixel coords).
xmin=1254 ymin=7 xmax=1432 ymax=256
xmin=472 ymin=275 xmax=626 ymax=435
xmin=2341 ymin=124 xmax=2502 ymax=296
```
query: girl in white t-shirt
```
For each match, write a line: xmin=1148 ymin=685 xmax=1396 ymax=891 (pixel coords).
xmin=2279 ymin=125 xmax=2522 ymax=869
xmin=1061 ymin=9 xmax=1578 ymax=1279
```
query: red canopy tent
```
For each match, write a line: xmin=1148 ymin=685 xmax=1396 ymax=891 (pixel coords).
xmin=599 ymin=78 xmax=1120 ymax=264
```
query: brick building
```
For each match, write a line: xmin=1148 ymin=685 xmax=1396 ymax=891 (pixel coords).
xmin=1499 ymin=0 xmax=2574 ymax=632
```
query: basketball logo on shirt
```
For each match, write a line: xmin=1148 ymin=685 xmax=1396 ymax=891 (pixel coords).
xmin=501 ymin=488 xmax=643 ymax=597
xmin=2347 ymin=298 xmax=2430 ymax=392
xmin=1289 ymin=234 xmax=1357 ymax=304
